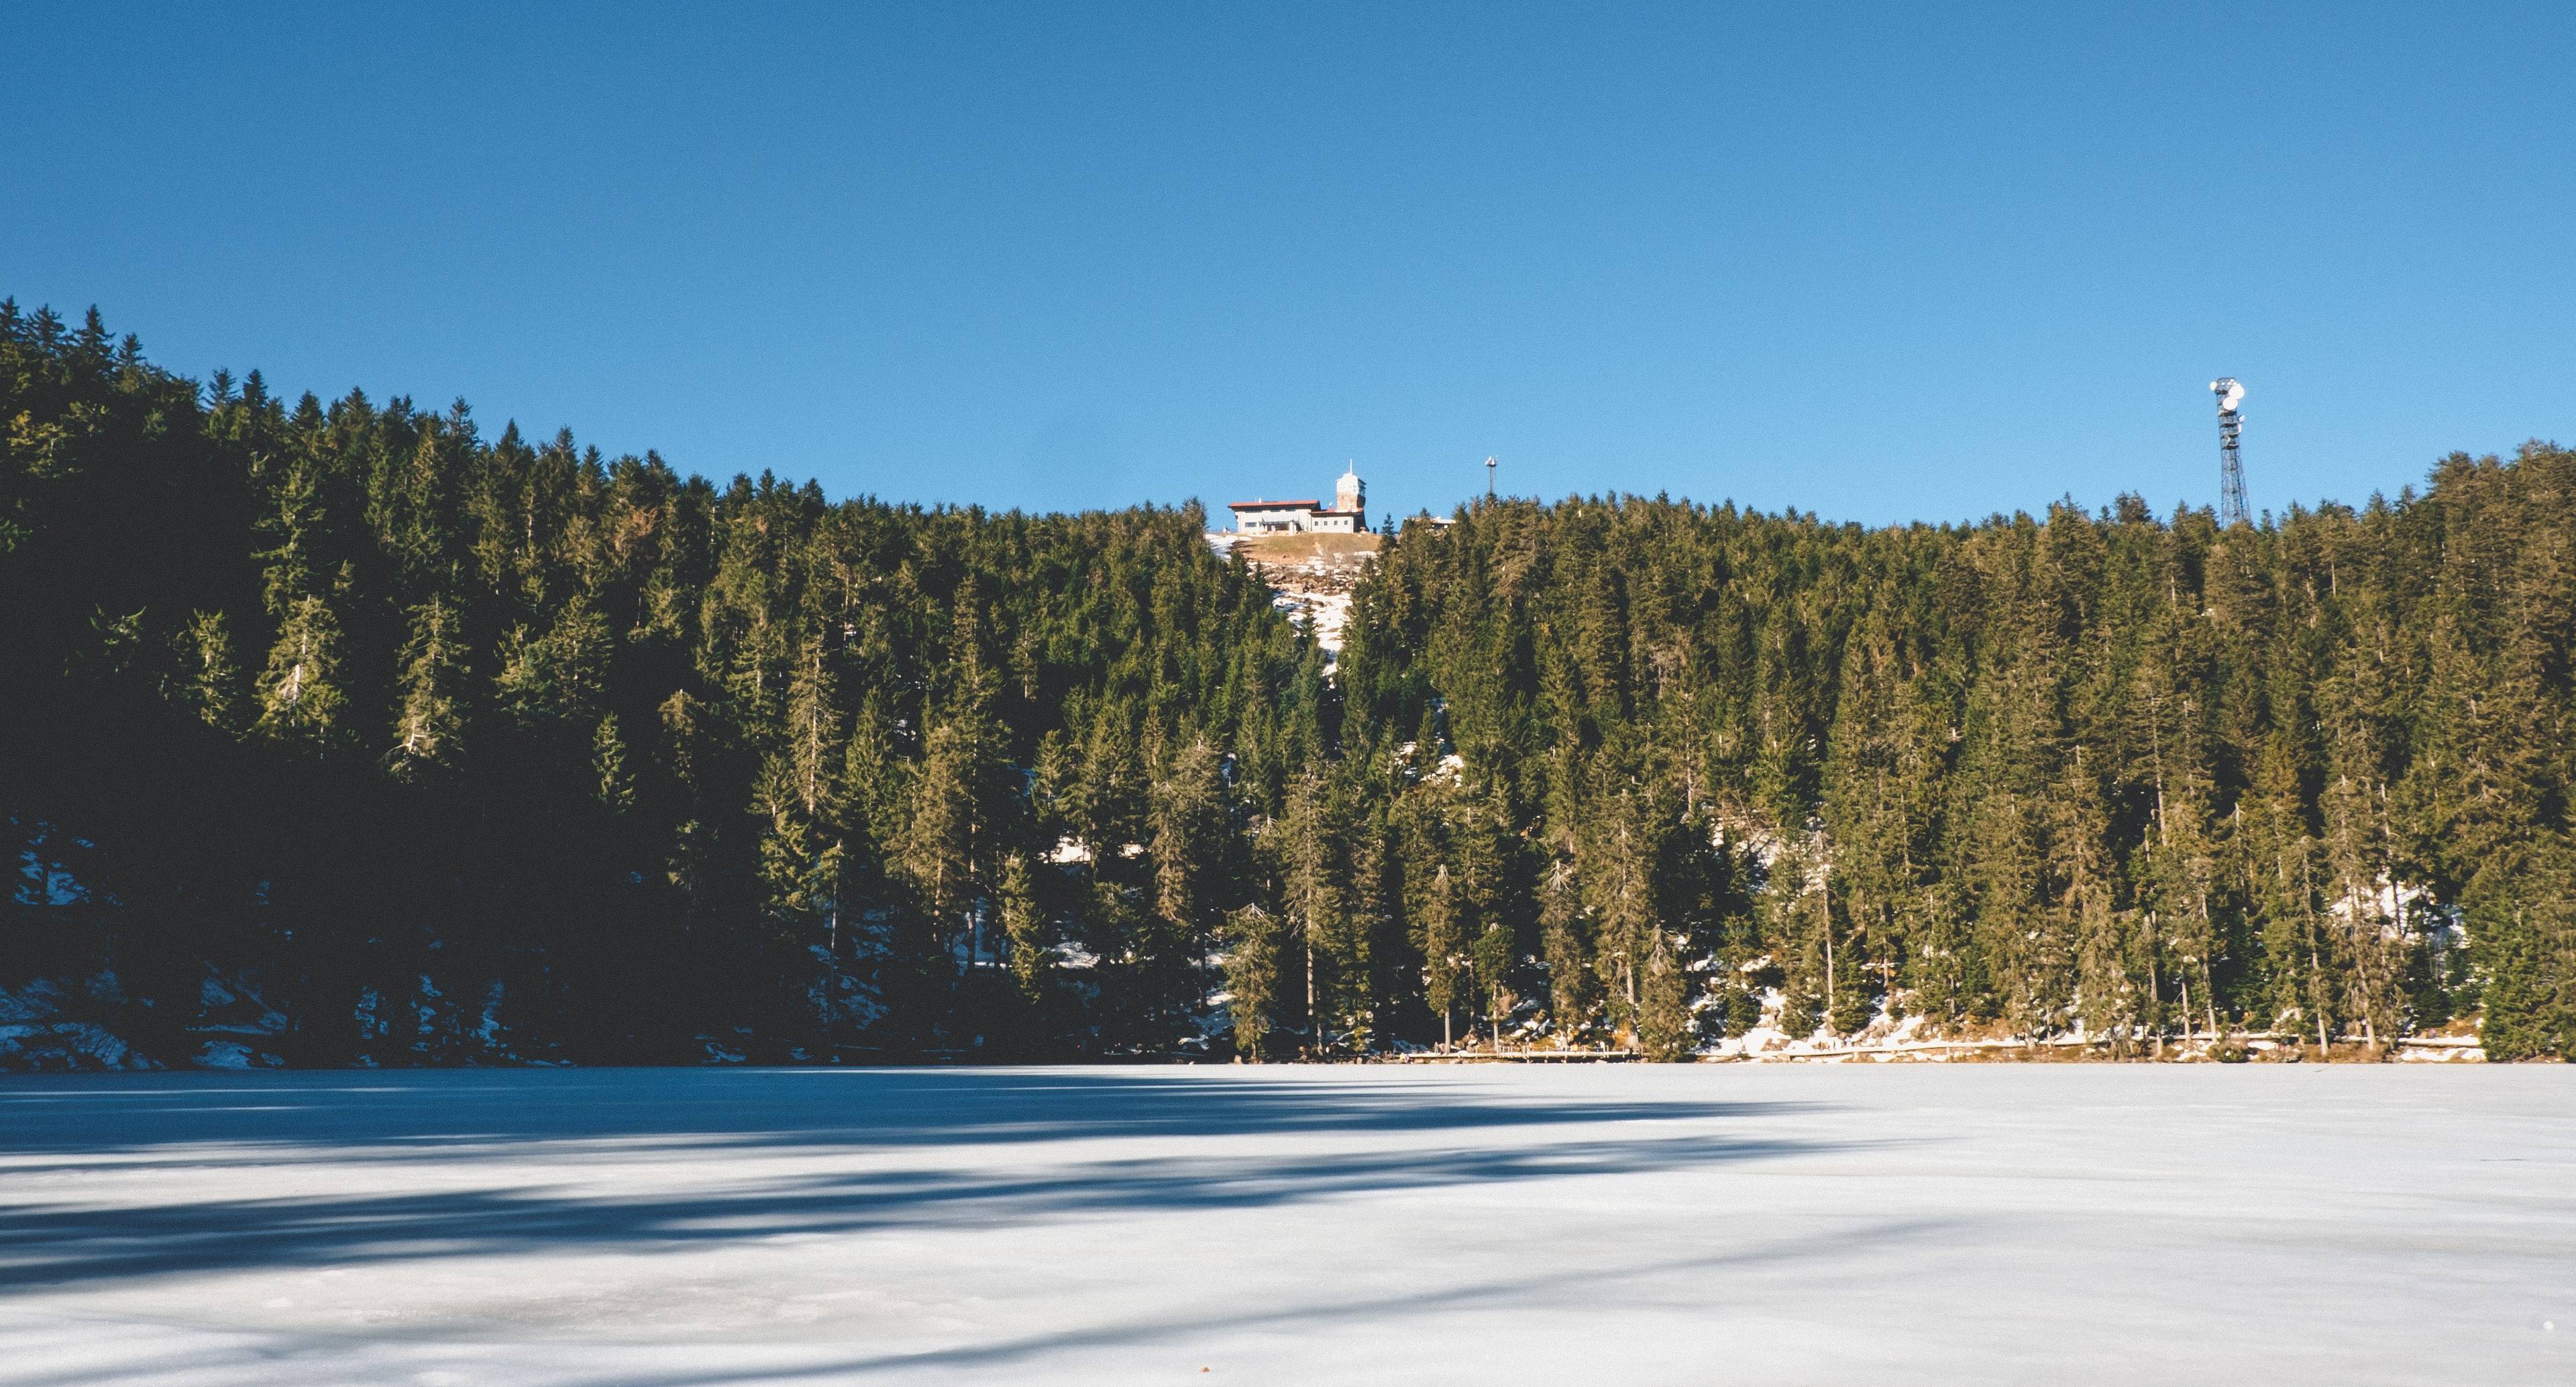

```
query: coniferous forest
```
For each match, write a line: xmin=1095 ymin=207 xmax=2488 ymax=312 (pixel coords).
xmin=6 ymin=304 xmax=2572 ymax=1065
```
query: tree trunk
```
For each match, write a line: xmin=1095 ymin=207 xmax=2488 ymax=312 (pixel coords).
xmin=824 ymin=906 xmax=839 ymax=1051
xmin=2148 ymin=949 xmax=2163 ymax=1058
xmin=1305 ymin=930 xmax=1319 ymax=1058
xmin=2308 ymin=926 xmax=2328 ymax=1061
xmin=1821 ymin=863 xmax=1835 ymax=1031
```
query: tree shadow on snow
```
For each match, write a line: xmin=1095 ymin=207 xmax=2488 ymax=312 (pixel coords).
xmin=0 ymin=1066 xmax=1813 ymax=1158
xmin=586 ymin=1217 xmax=1968 ymax=1387
xmin=0 ymin=1068 xmax=1861 ymax=1294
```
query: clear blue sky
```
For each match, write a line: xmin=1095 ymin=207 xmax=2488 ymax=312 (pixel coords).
xmin=7 ymin=3 xmax=2571 ymax=526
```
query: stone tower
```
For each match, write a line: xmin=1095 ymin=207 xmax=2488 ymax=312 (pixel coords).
xmin=1335 ymin=463 xmax=1364 ymax=523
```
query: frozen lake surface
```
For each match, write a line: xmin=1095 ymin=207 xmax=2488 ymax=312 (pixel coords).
xmin=1 ymin=1065 xmax=2568 ymax=1385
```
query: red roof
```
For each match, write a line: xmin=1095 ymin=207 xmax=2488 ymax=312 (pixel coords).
xmin=1227 ymin=499 xmax=1322 ymax=510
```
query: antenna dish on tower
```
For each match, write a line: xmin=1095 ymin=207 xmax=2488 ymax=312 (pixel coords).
xmin=2211 ymin=378 xmax=2249 ymax=526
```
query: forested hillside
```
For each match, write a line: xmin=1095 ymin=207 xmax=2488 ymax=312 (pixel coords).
xmin=5 ymin=303 xmax=2571 ymax=1064
xmin=2 ymin=304 xmax=1326 ymax=1064
xmin=1340 ymin=475 xmax=2575 ymax=1061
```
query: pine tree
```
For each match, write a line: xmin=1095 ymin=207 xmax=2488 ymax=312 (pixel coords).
xmin=1582 ymin=787 xmax=1661 ymax=1047
xmin=1538 ymin=856 xmax=1597 ymax=1038
xmin=1636 ymin=927 xmax=1697 ymax=1061
xmin=592 ymin=714 xmax=635 ymax=814
xmin=2064 ymin=746 xmax=2141 ymax=1051
xmin=998 ymin=849 xmax=1049 ymax=1001
xmin=898 ymin=716 xmax=985 ymax=979
xmin=1419 ymin=864 xmax=1465 ymax=1048
xmin=257 ymin=594 xmax=347 ymax=748
xmin=391 ymin=597 xmax=466 ymax=774
xmin=1143 ymin=736 xmax=1231 ymax=1033
xmin=1470 ymin=921 xmax=1516 ymax=1048
xmin=1281 ymin=771 xmax=1356 ymax=1054
xmin=1220 ymin=903 xmax=1287 ymax=1060
xmin=177 ymin=610 xmax=244 ymax=732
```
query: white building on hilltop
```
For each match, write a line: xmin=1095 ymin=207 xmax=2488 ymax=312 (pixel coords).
xmin=1228 ymin=464 xmax=1367 ymax=535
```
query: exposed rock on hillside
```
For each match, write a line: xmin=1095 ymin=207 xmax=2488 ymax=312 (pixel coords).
xmin=1214 ymin=531 xmax=1380 ymax=657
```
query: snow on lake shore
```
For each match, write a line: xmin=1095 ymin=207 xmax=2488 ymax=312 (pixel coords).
xmin=2 ymin=1066 xmax=2568 ymax=1385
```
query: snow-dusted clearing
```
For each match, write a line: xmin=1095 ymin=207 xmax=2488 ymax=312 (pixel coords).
xmin=2 ymin=1068 xmax=2568 ymax=1386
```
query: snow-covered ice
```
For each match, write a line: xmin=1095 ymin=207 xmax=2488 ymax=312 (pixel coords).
xmin=1 ymin=1066 xmax=2569 ymax=1385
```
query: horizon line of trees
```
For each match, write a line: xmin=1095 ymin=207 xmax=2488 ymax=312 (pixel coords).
xmin=5 ymin=301 xmax=2569 ymax=1064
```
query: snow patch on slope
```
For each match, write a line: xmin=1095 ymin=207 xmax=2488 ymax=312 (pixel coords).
xmin=1224 ymin=535 xmax=1377 ymax=660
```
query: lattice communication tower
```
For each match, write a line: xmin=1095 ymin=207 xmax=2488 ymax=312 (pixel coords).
xmin=2210 ymin=377 xmax=2248 ymax=526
